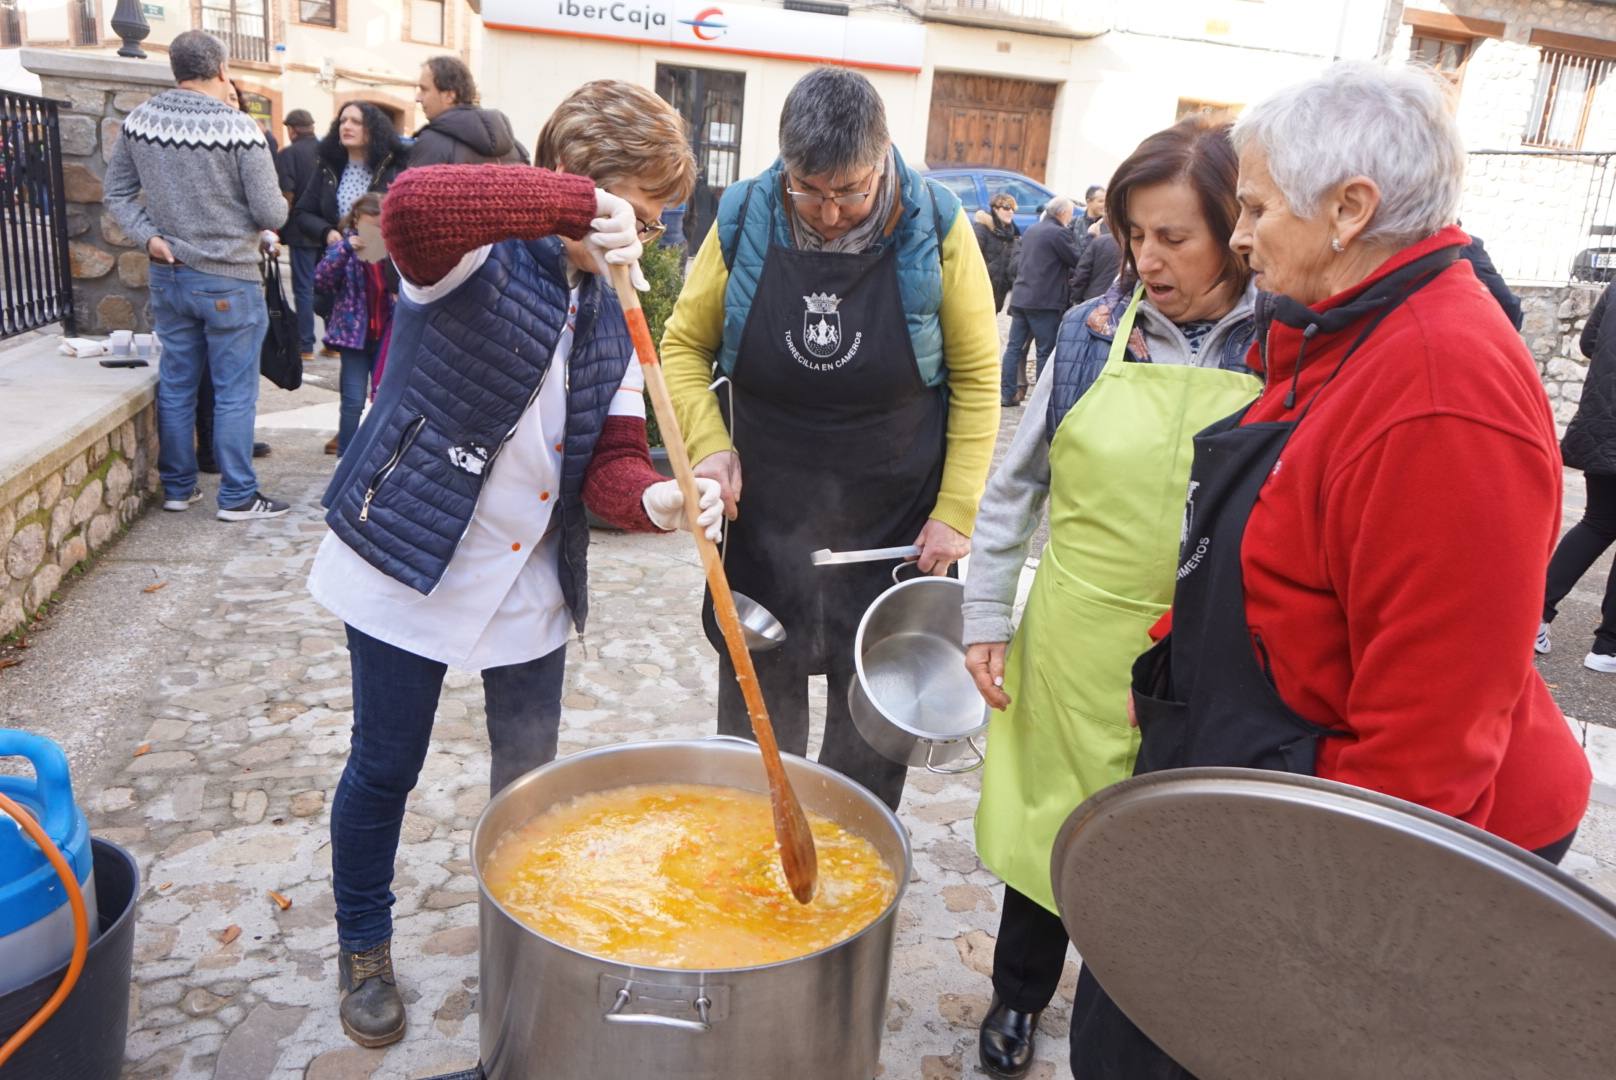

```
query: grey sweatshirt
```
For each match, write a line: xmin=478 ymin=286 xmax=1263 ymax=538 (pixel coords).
xmin=961 ymin=284 xmax=1260 ymax=645
xmin=104 ymin=88 xmax=287 ymax=282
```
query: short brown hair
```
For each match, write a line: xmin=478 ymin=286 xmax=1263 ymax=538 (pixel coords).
xmin=423 ymin=56 xmax=477 ymax=107
xmin=535 ymin=80 xmax=697 ymax=205
xmin=989 ymin=193 xmax=1018 ymax=212
xmin=1106 ymin=116 xmax=1247 ymax=292
xmin=342 ymin=193 xmax=383 ymax=233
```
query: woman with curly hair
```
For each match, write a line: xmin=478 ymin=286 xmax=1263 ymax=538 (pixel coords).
xmin=294 ymin=100 xmax=408 ymax=256
xmin=295 ymin=101 xmax=408 ymax=451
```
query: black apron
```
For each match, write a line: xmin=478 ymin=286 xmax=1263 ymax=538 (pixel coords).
xmin=1070 ymin=247 xmax=1460 ymax=1080
xmin=702 ymin=238 xmax=947 ymax=672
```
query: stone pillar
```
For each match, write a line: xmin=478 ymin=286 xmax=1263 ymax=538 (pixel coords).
xmin=21 ymin=48 xmax=175 ymax=334
xmin=1517 ymin=283 xmax=1601 ymax=427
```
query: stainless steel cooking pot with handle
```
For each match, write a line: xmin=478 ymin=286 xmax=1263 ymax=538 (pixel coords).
xmin=849 ymin=575 xmax=988 ymax=773
xmin=473 ymin=739 xmax=912 ymax=1080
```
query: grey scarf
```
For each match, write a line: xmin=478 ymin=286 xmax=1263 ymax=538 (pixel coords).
xmin=791 ymin=149 xmax=899 ymax=255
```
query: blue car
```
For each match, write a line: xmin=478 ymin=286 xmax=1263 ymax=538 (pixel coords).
xmin=922 ymin=168 xmax=1058 ymax=234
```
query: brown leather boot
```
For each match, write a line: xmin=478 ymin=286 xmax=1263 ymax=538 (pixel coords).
xmin=324 ymin=436 xmax=338 ymax=455
xmin=337 ymin=940 xmax=406 ymax=1048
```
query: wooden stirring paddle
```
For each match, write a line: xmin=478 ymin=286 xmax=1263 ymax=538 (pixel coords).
xmin=608 ymin=263 xmax=819 ymax=904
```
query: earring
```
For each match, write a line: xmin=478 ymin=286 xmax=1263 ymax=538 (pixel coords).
xmin=1330 ymin=237 xmax=1345 ymax=254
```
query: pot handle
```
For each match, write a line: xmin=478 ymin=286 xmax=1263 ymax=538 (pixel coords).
xmin=891 ymin=559 xmax=929 ymax=585
xmin=604 ymin=986 xmax=714 ymax=1033
xmin=925 ymin=735 xmax=984 ymax=775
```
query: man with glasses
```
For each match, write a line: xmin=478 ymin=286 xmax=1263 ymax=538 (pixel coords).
xmin=660 ymin=66 xmax=1001 ymax=812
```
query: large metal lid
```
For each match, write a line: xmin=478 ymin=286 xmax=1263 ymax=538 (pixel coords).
xmin=1051 ymin=768 xmax=1616 ymax=1080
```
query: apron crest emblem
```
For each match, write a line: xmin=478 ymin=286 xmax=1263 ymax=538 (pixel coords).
xmin=802 ymin=292 xmax=843 ymax=359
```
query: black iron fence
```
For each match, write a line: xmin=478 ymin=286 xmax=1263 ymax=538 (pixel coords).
xmin=0 ymin=90 xmax=74 ymax=338
xmin=1460 ymin=149 xmax=1616 ymax=287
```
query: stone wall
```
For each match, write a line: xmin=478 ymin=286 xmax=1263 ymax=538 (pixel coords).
xmin=0 ymin=390 xmax=158 ymax=641
xmin=21 ymin=49 xmax=177 ymax=335
xmin=1519 ymin=283 xmax=1601 ymax=425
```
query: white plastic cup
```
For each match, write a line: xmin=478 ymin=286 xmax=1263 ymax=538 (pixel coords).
xmin=133 ymin=334 xmax=155 ymax=359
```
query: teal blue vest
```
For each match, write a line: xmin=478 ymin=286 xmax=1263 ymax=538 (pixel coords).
xmin=714 ymin=147 xmax=960 ymax=387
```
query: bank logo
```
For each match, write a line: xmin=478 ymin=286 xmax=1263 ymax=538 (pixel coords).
xmin=679 ymin=6 xmax=727 ymax=40
xmin=802 ymin=293 xmax=842 ymax=358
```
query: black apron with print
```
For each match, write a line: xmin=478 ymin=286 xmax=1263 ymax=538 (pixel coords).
xmin=702 ymin=238 xmax=946 ymax=672
xmin=1069 ymin=246 xmax=1461 ymax=1080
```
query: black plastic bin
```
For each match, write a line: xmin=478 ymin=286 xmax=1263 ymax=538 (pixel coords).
xmin=0 ymin=839 xmax=139 ymax=1080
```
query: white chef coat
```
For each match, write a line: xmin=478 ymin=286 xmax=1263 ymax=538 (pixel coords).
xmin=308 ymin=246 xmax=647 ymax=670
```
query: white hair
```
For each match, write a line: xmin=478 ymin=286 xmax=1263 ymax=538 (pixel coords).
xmin=1045 ymin=195 xmax=1074 ymax=219
xmin=1231 ymin=61 xmax=1464 ymax=247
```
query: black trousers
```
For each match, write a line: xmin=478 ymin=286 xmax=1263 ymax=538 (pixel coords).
xmin=1544 ymin=472 xmax=1616 ymax=655
xmin=717 ymin=647 xmax=908 ymax=811
xmin=992 ymin=884 xmax=1071 ymax=1013
xmin=1068 ymin=829 xmax=1580 ymax=1080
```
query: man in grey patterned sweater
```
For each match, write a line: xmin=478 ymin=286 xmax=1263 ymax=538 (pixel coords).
xmin=104 ymin=30 xmax=291 ymax=522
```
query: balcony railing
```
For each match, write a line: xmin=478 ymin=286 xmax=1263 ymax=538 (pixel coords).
xmin=201 ymin=3 xmax=272 ymax=64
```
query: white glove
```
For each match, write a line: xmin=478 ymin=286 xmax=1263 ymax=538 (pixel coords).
xmin=643 ymin=477 xmax=724 ymax=542
xmin=590 ymin=188 xmax=649 ymax=291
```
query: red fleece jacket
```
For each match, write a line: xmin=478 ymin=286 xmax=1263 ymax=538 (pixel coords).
xmin=1221 ymin=227 xmax=1588 ymax=850
xmin=381 ymin=165 xmax=663 ymax=532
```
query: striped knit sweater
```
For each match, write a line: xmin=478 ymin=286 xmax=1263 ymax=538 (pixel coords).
xmin=103 ymin=88 xmax=287 ymax=282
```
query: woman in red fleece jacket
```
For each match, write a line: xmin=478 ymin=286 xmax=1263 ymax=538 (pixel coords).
xmin=1071 ymin=62 xmax=1592 ymax=1079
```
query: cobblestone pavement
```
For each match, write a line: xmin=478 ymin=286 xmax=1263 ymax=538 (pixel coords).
xmin=2 ymin=374 xmax=1613 ymax=1080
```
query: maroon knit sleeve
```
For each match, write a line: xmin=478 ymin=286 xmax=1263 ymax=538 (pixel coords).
xmin=381 ymin=165 xmax=598 ymax=286
xmin=583 ymin=415 xmax=664 ymax=532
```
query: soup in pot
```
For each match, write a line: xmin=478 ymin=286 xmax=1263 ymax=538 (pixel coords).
xmin=482 ymin=782 xmax=897 ymax=969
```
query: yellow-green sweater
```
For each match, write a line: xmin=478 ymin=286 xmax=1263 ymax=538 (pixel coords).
xmin=659 ymin=209 xmax=1002 ymax=536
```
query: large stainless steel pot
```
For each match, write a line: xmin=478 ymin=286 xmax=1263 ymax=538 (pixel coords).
xmin=849 ymin=575 xmax=988 ymax=772
xmin=472 ymin=739 xmax=911 ymax=1080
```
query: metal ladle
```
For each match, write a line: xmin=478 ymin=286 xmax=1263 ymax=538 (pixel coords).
xmin=710 ymin=377 xmax=785 ymax=653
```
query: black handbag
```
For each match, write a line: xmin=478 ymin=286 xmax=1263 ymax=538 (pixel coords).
xmin=260 ymin=256 xmax=303 ymax=391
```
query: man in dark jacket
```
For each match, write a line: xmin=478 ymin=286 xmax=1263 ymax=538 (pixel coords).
xmin=1002 ymin=196 xmax=1080 ymax=406
xmin=277 ymin=108 xmax=323 ymax=357
xmin=974 ymin=192 xmax=1021 ymax=312
xmin=1069 ymin=225 xmax=1121 ymax=303
xmin=409 ymin=56 xmax=528 ymax=167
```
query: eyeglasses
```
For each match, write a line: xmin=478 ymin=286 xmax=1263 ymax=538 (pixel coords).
xmin=785 ymin=167 xmax=881 ymax=210
xmin=636 ymin=217 xmax=666 ymax=242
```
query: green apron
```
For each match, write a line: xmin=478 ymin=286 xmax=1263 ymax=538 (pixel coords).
xmin=974 ymin=285 xmax=1261 ymax=912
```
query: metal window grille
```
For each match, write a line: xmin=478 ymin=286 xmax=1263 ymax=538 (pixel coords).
xmin=299 ymin=0 xmax=335 ymax=27
xmin=70 ymin=0 xmax=97 ymax=46
xmin=1525 ymin=49 xmax=1612 ymax=150
xmin=201 ymin=0 xmax=271 ymax=64
xmin=1460 ymin=149 xmax=1616 ymax=286
xmin=0 ymin=91 xmax=76 ymax=337
xmin=0 ymin=2 xmax=20 ymax=48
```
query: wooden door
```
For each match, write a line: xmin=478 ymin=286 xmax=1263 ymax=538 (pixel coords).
xmin=926 ymin=73 xmax=1056 ymax=181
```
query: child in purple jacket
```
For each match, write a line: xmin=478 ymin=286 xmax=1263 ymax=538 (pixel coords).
xmin=315 ymin=193 xmax=395 ymax=456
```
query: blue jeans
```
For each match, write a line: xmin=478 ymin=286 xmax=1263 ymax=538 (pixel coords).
xmin=290 ymin=246 xmax=319 ymax=353
xmin=338 ymin=345 xmax=376 ymax=454
xmin=1001 ymin=306 xmax=1062 ymax=402
xmin=331 ymin=625 xmax=568 ymax=951
xmin=149 ymin=265 xmax=267 ymax=508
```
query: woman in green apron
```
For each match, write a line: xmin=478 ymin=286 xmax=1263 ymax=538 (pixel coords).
xmin=960 ymin=118 xmax=1263 ymax=1079
xmin=659 ymin=67 xmax=1001 ymax=810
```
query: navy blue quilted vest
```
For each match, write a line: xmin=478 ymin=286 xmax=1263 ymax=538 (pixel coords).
xmin=322 ymin=238 xmax=629 ymax=632
xmin=1045 ymin=289 xmax=1259 ymax=443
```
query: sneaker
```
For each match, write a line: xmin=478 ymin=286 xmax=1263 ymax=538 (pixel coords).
xmin=1535 ymin=622 xmax=1552 ymax=656
xmin=162 ymin=488 xmax=203 ymax=512
xmin=216 ymin=493 xmax=290 ymax=521
xmin=253 ymin=441 xmax=271 ymax=459
xmin=1584 ymin=651 xmax=1616 ymax=674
